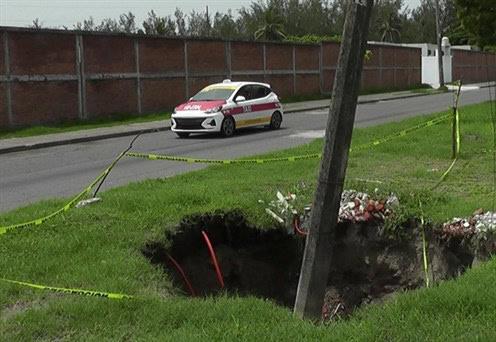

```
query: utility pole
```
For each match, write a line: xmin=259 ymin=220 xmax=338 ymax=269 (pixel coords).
xmin=435 ymin=0 xmax=445 ymax=88
xmin=293 ymin=0 xmax=374 ymax=320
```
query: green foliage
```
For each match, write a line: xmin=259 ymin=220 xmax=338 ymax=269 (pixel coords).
xmin=142 ymin=10 xmax=176 ymax=36
xmin=55 ymin=0 xmax=477 ymax=46
xmin=456 ymin=0 xmax=496 ymax=48
xmin=284 ymin=34 xmax=341 ymax=44
xmin=253 ymin=4 xmax=287 ymax=41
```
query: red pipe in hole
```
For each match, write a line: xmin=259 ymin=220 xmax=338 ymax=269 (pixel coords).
xmin=166 ymin=253 xmax=196 ymax=297
xmin=201 ymin=230 xmax=225 ymax=289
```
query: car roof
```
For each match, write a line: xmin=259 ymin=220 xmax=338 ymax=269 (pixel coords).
xmin=208 ymin=80 xmax=271 ymax=89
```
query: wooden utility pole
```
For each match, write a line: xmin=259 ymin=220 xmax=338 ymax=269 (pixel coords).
xmin=435 ymin=0 xmax=445 ymax=88
xmin=293 ymin=0 xmax=374 ymax=320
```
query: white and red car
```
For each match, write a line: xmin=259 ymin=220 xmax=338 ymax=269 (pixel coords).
xmin=171 ymin=80 xmax=283 ymax=138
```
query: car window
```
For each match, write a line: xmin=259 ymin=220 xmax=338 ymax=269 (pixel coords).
xmin=252 ymin=85 xmax=271 ymax=99
xmin=191 ymin=86 xmax=236 ymax=101
xmin=235 ymin=86 xmax=253 ymax=101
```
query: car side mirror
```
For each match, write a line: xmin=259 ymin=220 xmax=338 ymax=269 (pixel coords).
xmin=235 ymin=95 xmax=246 ymax=102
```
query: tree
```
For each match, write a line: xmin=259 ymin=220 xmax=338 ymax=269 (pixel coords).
xmin=174 ymin=8 xmax=187 ymax=36
xmin=254 ymin=5 xmax=287 ymax=40
xmin=212 ymin=10 xmax=240 ymax=39
xmin=96 ymin=18 xmax=120 ymax=32
xmin=142 ymin=10 xmax=176 ymax=36
xmin=119 ymin=12 xmax=137 ymax=34
xmin=378 ymin=11 xmax=401 ymax=42
xmin=367 ymin=0 xmax=403 ymax=42
xmin=456 ymin=0 xmax=496 ymax=48
xmin=31 ymin=18 xmax=43 ymax=29
xmin=187 ymin=9 xmax=212 ymax=37
xmin=74 ymin=17 xmax=96 ymax=31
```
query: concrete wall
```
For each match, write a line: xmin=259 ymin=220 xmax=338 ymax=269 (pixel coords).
xmin=422 ymin=55 xmax=452 ymax=86
xmin=0 ymin=27 xmax=430 ymax=128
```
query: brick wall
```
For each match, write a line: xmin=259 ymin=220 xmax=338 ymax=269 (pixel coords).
xmin=452 ymin=49 xmax=496 ymax=84
xmin=3 ymin=27 xmax=491 ymax=129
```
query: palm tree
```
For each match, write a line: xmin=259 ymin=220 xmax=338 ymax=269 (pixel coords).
xmin=379 ymin=12 xmax=401 ymax=42
xmin=254 ymin=6 xmax=286 ymax=41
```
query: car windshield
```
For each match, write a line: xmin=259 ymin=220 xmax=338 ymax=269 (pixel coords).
xmin=191 ymin=86 xmax=236 ymax=101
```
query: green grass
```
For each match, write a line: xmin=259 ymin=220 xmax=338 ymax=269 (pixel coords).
xmin=281 ymin=84 xmax=433 ymax=103
xmin=0 ymin=111 xmax=171 ymax=140
xmin=410 ymin=87 xmax=449 ymax=95
xmin=1 ymin=101 xmax=495 ymax=340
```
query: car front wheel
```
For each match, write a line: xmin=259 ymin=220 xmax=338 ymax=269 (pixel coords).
xmin=221 ymin=116 xmax=235 ymax=137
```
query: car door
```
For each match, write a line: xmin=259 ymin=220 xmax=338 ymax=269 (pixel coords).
xmin=233 ymin=85 xmax=271 ymax=128
xmin=250 ymin=85 xmax=273 ymax=125
xmin=232 ymin=85 xmax=255 ymax=128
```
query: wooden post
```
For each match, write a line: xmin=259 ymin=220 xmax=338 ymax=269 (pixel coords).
xmin=452 ymin=81 xmax=462 ymax=159
xmin=293 ymin=0 xmax=374 ymax=320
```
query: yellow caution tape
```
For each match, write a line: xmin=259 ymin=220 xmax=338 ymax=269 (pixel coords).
xmin=127 ymin=114 xmax=451 ymax=164
xmin=126 ymin=151 xmax=322 ymax=164
xmin=431 ymin=157 xmax=458 ymax=190
xmin=0 ymin=149 xmax=129 ymax=236
xmin=455 ymin=108 xmax=461 ymax=157
xmin=0 ymin=116 xmax=451 ymax=236
xmin=419 ymin=201 xmax=430 ymax=288
xmin=350 ymin=113 xmax=451 ymax=153
xmin=0 ymin=278 xmax=133 ymax=300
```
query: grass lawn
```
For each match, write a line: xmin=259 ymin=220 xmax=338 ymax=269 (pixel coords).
xmin=1 ymin=101 xmax=495 ymax=340
xmin=0 ymin=112 xmax=171 ymax=140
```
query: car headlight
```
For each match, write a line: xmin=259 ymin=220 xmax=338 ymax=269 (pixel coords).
xmin=204 ymin=106 xmax=222 ymax=114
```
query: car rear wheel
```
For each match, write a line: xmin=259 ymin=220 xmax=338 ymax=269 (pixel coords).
xmin=269 ymin=111 xmax=282 ymax=130
xmin=176 ymin=132 xmax=190 ymax=138
xmin=221 ymin=116 xmax=235 ymax=137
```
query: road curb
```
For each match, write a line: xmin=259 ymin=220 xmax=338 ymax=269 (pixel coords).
xmin=0 ymin=91 xmax=445 ymax=155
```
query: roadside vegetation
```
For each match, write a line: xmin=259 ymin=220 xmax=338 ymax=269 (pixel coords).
xmin=0 ymin=112 xmax=170 ymax=140
xmin=32 ymin=0 xmax=492 ymax=52
xmin=1 ymin=101 xmax=495 ymax=339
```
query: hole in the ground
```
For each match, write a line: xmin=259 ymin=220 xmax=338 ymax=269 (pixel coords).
xmin=142 ymin=210 xmax=484 ymax=319
xmin=142 ymin=210 xmax=303 ymax=306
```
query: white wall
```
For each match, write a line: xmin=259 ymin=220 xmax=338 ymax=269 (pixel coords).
xmin=422 ymin=55 xmax=452 ymax=86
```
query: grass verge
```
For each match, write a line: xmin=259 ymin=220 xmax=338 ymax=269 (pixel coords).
xmin=0 ymin=112 xmax=171 ymax=140
xmin=0 ymin=101 xmax=495 ymax=339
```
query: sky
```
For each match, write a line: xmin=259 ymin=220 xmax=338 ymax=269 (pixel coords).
xmin=0 ymin=0 xmax=422 ymax=29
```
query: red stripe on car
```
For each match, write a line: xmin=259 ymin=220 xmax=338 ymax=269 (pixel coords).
xmin=223 ymin=102 xmax=280 ymax=116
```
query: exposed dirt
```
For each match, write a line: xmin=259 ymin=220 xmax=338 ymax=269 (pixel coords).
xmin=1 ymin=298 xmax=51 ymax=322
xmin=142 ymin=210 xmax=487 ymax=319
xmin=143 ymin=211 xmax=303 ymax=305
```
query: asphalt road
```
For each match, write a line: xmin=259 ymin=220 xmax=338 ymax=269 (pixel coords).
xmin=0 ymin=88 xmax=492 ymax=213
